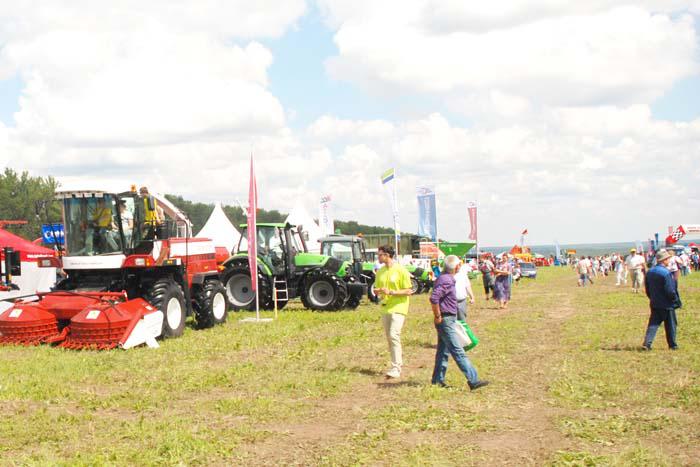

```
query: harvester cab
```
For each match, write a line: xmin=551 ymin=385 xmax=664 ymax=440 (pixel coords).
xmin=0 ymin=188 xmax=229 ymax=350
xmin=221 ymin=223 xmax=366 ymax=312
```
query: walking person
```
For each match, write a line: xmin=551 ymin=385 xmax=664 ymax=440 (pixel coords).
xmin=454 ymin=260 xmax=475 ymax=321
xmin=492 ymin=255 xmax=512 ymax=308
xmin=615 ymin=253 xmax=628 ymax=286
xmin=479 ymin=256 xmax=495 ymax=301
xmin=373 ymin=245 xmax=413 ymax=379
xmin=430 ymin=255 xmax=489 ymax=391
xmin=642 ymin=249 xmax=682 ymax=350
xmin=626 ymin=248 xmax=646 ymax=293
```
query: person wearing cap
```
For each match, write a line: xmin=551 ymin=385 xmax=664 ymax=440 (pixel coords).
xmin=625 ymin=248 xmax=646 ymax=293
xmin=430 ymin=255 xmax=489 ymax=391
xmin=642 ymin=249 xmax=682 ymax=350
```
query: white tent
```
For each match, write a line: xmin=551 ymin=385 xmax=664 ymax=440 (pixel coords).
xmin=196 ymin=203 xmax=241 ymax=253
xmin=285 ymin=202 xmax=323 ymax=253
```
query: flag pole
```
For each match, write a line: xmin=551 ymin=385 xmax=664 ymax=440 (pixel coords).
xmin=393 ymin=168 xmax=399 ymax=256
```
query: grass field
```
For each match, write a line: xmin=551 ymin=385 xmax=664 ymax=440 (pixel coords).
xmin=1 ymin=267 xmax=699 ymax=466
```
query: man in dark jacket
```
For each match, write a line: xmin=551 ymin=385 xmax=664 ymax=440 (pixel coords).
xmin=642 ymin=249 xmax=682 ymax=350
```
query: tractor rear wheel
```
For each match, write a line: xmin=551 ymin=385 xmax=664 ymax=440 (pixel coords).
xmin=145 ymin=278 xmax=186 ymax=338
xmin=193 ymin=280 xmax=228 ymax=329
xmin=221 ymin=263 xmax=272 ymax=311
xmin=301 ymin=269 xmax=348 ymax=311
xmin=410 ymin=277 xmax=420 ymax=295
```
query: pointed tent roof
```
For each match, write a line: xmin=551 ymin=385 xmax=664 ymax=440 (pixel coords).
xmin=285 ymin=202 xmax=322 ymax=253
xmin=196 ymin=203 xmax=241 ymax=252
xmin=0 ymin=229 xmax=55 ymax=261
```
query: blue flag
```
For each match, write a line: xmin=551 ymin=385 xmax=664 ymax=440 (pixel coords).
xmin=416 ymin=186 xmax=437 ymax=242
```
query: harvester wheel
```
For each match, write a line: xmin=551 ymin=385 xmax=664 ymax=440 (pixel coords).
xmin=301 ymin=269 xmax=348 ymax=311
xmin=194 ymin=280 xmax=228 ymax=329
xmin=221 ymin=263 xmax=273 ymax=311
xmin=145 ymin=278 xmax=186 ymax=338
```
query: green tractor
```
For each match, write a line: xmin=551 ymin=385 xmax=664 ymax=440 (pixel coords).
xmin=404 ymin=263 xmax=433 ymax=294
xmin=318 ymin=235 xmax=434 ymax=302
xmin=319 ymin=234 xmax=379 ymax=303
xmin=221 ymin=223 xmax=366 ymax=311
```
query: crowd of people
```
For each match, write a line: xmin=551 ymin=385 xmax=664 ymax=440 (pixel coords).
xmin=571 ymin=246 xmax=690 ymax=351
xmin=370 ymin=242 xmax=693 ymax=390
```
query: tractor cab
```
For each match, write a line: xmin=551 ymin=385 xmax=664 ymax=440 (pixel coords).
xmin=235 ymin=223 xmax=307 ymax=277
xmin=319 ymin=234 xmax=367 ymax=277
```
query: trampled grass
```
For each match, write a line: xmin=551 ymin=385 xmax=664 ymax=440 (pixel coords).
xmin=1 ymin=267 xmax=698 ymax=465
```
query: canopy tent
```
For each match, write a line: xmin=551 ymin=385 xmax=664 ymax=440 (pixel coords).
xmin=196 ymin=203 xmax=241 ymax=253
xmin=0 ymin=229 xmax=57 ymax=311
xmin=285 ymin=202 xmax=322 ymax=253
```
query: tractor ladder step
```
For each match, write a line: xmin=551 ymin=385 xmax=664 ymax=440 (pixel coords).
xmin=273 ymin=278 xmax=289 ymax=301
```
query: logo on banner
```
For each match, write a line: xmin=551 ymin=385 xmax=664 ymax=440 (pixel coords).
xmin=41 ymin=224 xmax=65 ymax=245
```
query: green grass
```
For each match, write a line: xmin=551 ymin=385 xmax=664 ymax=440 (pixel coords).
xmin=1 ymin=267 xmax=699 ymax=465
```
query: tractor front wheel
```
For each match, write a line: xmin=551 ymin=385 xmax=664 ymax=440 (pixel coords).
xmin=221 ymin=263 xmax=272 ymax=311
xmin=301 ymin=269 xmax=348 ymax=311
xmin=194 ymin=280 xmax=228 ymax=329
xmin=145 ymin=278 xmax=186 ymax=339
xmin=410 ymin=277 xmax=420 ymax=295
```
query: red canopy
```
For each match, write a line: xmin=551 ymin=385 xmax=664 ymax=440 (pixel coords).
xmin=0 ymin=229 xmax=55 ymax=261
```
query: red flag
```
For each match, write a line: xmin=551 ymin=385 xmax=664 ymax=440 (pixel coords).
xmin=467 ymin=202 xmax=477 ymax=241
xmin=247 ymin=155 xmax=258 ymax=292
xmin=521 ymin=229 xmax=528 ymax=235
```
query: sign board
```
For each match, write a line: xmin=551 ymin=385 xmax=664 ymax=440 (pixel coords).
xmin=566 ymin=249 xmax=577 ymax=255
xmin=41 ymin=224 xmax=65 ymax=245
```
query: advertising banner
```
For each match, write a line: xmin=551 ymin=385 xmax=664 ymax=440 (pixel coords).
xmin=416 ymin=186 xmax=437 ymax=242
xmin=467 ymin=201 xmax=477 ymax=241
xmin=319 ymin=194 xmax=334 ymax=236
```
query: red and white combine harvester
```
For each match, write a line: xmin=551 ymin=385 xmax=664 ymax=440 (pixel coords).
xmin=0 ymin=188 xmax=228 ymax=349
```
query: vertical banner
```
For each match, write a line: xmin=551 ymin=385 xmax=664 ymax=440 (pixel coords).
xmin=520 ymin=228 xmax=528 ymax=246
xmin=247 ymin=155 xmax=258 ymax=295
xmin=467 ymin=201 xmax=477 ymax=241
xmin=319 ymin=194 xmax=334 ymax=236
xmin=416 ymin=186 xmax=437 ymax=242
xmin=381 ymin=168 xmax=400 ymax=253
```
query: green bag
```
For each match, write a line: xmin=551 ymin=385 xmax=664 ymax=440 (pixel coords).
xmin=456 ymin=319 xmax=479 ymax=351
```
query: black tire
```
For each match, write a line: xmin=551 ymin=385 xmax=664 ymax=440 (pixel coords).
xmin=145 ymin=278 xmax=186 ymax=339
xmin=193 ymin=280 xmax=228 ymax=329
xmin=221 ymin=262 xmax=273 ymax=311
xmin=366 ymin=276 xmax=380 ymax=303
xmin=301 ymin=269 xmax=348 ymax=311
xmin=410 ymin=276 xmax=420 ymax=295
xmin=345 ymin=294 xmax=361 ymax=309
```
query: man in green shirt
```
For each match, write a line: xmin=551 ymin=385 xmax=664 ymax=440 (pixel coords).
xmin=374 ymin=244 xmax=413 ymax=379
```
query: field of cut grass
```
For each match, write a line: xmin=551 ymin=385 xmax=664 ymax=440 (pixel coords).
xmin=1 ymin=267 xmax=698 ymax=465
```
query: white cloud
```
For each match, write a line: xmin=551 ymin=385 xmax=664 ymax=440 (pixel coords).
xmin=322 ymin=2 xmax=699 ymax=107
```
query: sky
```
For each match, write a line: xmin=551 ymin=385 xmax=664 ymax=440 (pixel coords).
xmin=0 ymin=1 xmax=699 ymax=247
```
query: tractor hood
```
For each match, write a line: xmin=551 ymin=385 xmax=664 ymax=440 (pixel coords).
xmin=294 ymin=253 xmax=349 ymax=277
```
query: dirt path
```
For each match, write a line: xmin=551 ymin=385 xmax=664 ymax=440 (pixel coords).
xmin=232 ymin=274 xmax=583 ymax=465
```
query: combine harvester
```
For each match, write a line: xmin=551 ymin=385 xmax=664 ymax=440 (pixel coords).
xmin=0 ymin=187 xmax=228 ymax=350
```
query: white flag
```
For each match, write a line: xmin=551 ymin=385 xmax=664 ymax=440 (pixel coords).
xmin=319 ymin=194 xmax=334 ymax=236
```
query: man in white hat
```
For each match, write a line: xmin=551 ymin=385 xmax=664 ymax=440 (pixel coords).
xmin=642 ymin=249 xmax=682 ymax=350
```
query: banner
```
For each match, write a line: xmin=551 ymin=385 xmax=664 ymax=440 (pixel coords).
xmin=416 ymin=186 xmax=437 ymax=242
xmin=247 ymin=155 xmax=258 ymax=293
xmin=319 ymin=194 xmax=334 ymax=237
xmin=41 ymin=223 xmax=65 ymax=245
xmin=380 ymin=168 xmax=400 ymax=250
xmin=467 ymin=201 xmax=477 ymax=241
